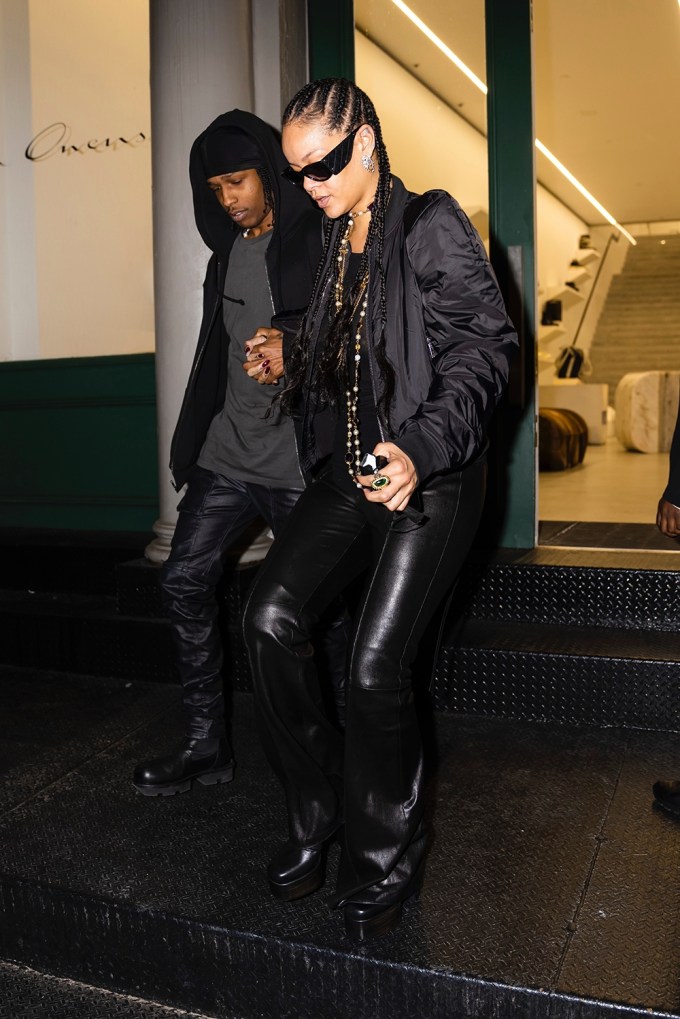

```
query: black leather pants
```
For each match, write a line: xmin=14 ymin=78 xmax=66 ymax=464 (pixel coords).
xmin=243 ymin=459 xmax=486 ymax=906
xmin=161 ymin=466 xmax=348 ymax=742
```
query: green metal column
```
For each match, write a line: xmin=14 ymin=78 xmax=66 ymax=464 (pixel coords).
xmin=485 ymin=0 xmax=537 ymax=548
xmin=307 ymin=0 xmax=355 ymax=80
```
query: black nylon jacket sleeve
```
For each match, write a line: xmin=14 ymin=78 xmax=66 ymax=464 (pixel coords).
xmin=394 ymin=194 xmax=518 ymax=482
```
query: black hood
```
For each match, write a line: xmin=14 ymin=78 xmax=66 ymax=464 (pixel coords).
xmin=189 ymin=109 xmax=314 ymax=264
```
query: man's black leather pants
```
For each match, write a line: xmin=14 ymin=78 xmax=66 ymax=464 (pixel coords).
xmin=161 ymin=466 xmax=348 ymax=743
xmin=243 ymin=459 xmax=486 ymax=907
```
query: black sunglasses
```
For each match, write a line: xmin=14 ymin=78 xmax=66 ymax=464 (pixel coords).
xmin=281 ymin=127 xmax=360 ymax=187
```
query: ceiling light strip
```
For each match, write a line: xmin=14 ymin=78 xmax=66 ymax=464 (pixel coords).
xmin=390 ymin=0 xmax=488 ymax=94
xmin=534 ymin=141 xmax=636 ymax=244
xmin=389 ymin=0 xmax=635 ymax=244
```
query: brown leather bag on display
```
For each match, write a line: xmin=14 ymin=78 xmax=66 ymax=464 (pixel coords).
xmin=538 ymin=408 xmax=588 ymax=471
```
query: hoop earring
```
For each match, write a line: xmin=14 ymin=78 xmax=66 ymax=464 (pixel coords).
xmin=361 ymin=153 xmax=375 ymax=173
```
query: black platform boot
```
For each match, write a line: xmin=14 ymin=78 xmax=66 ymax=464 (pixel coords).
xmin=341 ymin=859 xmax=425 ymax=942
xmin=132 ymin=737 xmax=234 ymax=797
xmin=267 ymin=830 xmax=340 ymax=901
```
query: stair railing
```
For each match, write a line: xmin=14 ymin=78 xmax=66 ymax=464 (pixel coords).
xmin=570 ymin=231 xmax=621 ymax=350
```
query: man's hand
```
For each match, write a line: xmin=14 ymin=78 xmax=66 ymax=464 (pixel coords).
xmin=355 ymin=442 xmax=418 ymax=512
xmin=242 ymin=327 xmax=284 ymax=385
xmin=657 ymin=497 xmax=680 ymax=537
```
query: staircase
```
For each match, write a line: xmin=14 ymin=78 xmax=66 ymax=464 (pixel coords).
xmin=589 ymin=235 xmax=680 ymax=395
xmin=3 ymin=537 xmax=680 ymax=1018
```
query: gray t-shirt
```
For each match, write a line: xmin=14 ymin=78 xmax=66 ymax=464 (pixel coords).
xmin=198 ymin=232 xmax=302 ymax=487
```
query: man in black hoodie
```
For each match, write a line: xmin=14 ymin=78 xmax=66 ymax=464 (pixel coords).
xmin=133 ymin=110 xmax=344 ymax=796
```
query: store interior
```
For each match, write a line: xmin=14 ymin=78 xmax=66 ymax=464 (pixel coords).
xmin=355 ymin=0 xmax=680 ymax=548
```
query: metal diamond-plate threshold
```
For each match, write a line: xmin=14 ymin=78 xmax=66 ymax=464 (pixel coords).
xmin=0 ymin=961 xmax=227 ymax=1019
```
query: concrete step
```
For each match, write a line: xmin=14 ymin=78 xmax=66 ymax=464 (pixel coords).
xmin=590 ymin=351 xmax=680 ymax=359
xmin=591 ymin=337 xmax=680 ymax=347
xmin=594 ymin=329 xmax=680 ymax=337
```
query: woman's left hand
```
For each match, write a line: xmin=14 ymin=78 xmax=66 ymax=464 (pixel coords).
xmin=356 ymin=442 xmax=419 ymax=512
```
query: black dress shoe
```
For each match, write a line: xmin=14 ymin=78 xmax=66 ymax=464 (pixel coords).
xmin=653 ymin=779 xmax=680 ymax=818
xmin=132 ymin=738 xmax=234 ymax=797
xmin=268 ymin=839 xmax=332 ymax=900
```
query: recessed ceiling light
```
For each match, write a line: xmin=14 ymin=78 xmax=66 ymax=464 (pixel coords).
xmin=389 ymin=0 xmax=636 ymax=245
xmin=534 ymin=141 xmax=636 ymax=245
xmin=390 ymin=0 xmax=487 ymax=94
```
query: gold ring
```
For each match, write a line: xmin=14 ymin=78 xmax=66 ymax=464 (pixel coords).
xmin=371 ymin=472 xmax=391 ymax=491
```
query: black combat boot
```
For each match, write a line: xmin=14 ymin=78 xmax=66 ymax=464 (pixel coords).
xmin=132 ymin=737 xmax=234 ymax=796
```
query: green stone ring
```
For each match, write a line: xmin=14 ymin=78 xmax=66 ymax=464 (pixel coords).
xmin=370 ymin=473 xmax=391 ymax=491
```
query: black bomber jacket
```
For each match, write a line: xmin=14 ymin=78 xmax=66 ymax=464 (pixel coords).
xmin=294 ymin=176 xmax=519 ymax=487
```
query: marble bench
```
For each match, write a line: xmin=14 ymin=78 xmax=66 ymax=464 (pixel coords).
xmin=615 ymin=370 xmax=680 ymax=453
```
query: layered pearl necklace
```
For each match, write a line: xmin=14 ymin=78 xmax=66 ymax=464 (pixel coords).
xmin=334 ymin=208 xmax=371 ymax=485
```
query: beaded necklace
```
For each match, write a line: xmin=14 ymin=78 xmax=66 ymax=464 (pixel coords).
xmin=334 ymin=210 xmax=371 ymax=486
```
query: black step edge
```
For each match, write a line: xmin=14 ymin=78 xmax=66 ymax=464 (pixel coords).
xmin=455 ymin=620 xmax=680 ymax=662
xmin=453 ymin=549 xmax=680 ymax=632
xmin=0 ymin=876 xmax=670 ymax=1019
xmin=434 ymin=645 xmax=680 ymax=731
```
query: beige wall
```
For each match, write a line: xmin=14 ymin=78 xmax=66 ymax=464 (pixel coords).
xmin=356 ymin=32 xmax=588 ymax=325
xmin=356 ymin=33 xmax=489 ymax=220
xmin=1 ymin=0 xmax=153 ymax=360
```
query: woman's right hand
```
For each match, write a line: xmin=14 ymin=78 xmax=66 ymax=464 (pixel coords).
xmin=355 ymin=442 xmax=419 ymax=512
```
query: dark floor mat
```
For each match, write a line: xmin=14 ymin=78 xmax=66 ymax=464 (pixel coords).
xmin=539 ymin=520 xmax=680 ymax=550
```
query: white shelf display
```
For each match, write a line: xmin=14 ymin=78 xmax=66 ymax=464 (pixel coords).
xmin=538 ymin=323 xmax=566 ymax=346
xmin=547 ymin=284 xmax=585 ymax=310
xmin=571 ymin=248 xmax=601 ymax=267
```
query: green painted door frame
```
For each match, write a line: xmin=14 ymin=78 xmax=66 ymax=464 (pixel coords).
xmin=307 ymin=0 xmax=537 ymax=549
xmin=484 ymin=0 xmax=537 ymax=548
xmin=307 ymin=0 xmax=355 ymax=80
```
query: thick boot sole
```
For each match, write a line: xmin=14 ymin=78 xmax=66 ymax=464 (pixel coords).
xmin=344 ymin=901 xmax=403 ymax=941
xmin=132 ymin=763 xmax=235 ymax=797
xmin=343 ymin=870 xmax=423 ymax=942
xmin=269 ymin=859 xmax=324 ymax=901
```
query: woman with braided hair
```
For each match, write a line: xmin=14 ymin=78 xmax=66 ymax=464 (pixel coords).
xmin=243 ymin=78 xmax=518 ymax=940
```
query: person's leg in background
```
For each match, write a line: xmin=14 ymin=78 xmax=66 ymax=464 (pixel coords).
xmin=133 ymin=467 xmax=261 ymax=795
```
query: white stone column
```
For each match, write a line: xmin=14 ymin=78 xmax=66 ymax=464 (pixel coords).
xmin=145 ymin=0 xmax=255 ymax=563
xmin=0 ymin=0 xmax=40 ymax=360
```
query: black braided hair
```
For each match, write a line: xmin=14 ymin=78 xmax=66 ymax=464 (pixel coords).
xmin=277 ymin=78 xmax=395 ymax=425
xmin=256 ymin=165 xmax=276 ymax=225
